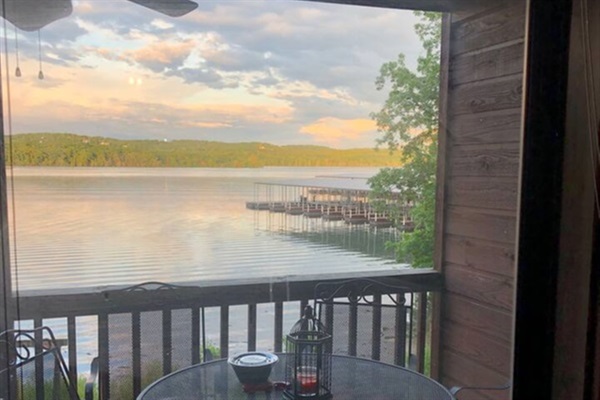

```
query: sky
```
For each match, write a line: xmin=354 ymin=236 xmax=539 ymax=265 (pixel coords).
xmin=1 ymin=0 xmax=423 ymax=148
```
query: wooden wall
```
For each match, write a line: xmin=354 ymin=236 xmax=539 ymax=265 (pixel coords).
xmin=436 ymin=1 xmax=526 ymax=398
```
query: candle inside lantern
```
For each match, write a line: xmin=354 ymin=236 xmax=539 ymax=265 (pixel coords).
xmin=297 ymin=367 xmax=318 ymax=394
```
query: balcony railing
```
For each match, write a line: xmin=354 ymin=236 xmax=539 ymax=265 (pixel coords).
xmin=9 ymin=269 xmax=442 ymax=399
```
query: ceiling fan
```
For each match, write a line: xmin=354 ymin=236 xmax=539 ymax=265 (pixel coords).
xmin=0 ymin=0 xmax=199 ymax=31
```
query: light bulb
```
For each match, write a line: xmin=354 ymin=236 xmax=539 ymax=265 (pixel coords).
xmin=15 ymin=67 xmax=21 ymax=77
xmin=38 ymin=70 xmax=44 ymax=80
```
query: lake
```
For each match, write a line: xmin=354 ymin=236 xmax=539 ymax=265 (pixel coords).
xmin=7 ymin=166 xmax=405 ymax=292
xmin=6 ymin=166 xmax=406 ymax=366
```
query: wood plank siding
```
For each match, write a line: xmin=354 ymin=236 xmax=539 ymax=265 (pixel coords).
xmin=437 ymin=1 xmax=526 ymax=397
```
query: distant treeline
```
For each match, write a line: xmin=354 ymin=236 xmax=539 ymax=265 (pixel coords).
xmin=6 ymin=133 xmax=401 ymax=168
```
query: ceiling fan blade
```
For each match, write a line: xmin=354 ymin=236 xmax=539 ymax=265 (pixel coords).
xmin=1 ymin=0 xmax=72 ymax=31
xmin=126 ymin=0 xmax=198 ymax=17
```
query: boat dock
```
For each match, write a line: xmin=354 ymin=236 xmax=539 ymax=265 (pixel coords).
xmin=246 ymin=175 xmax=413 ymax=230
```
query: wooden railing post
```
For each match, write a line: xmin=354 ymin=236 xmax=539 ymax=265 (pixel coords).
xmin=67 ymin=317 xmax=78 ymax=383
xmin=162 ymin=309 xmax=172 ymax=376
xmin=132 ymin=312 xmax=142 ymax=396
xmin=394 ymin=294 xmax=407 ymax=367
xmin=247 ymin=304 xmax=257 ymax=351
xmin=348 ymin=302 xmax=358 ymax=357
xmin=371 ymin=294 xmax=382 ymax=361
xmin=191 ymin=308 xmax=200 ymax=364
xmin=274 ymin=302 xmax=283 ymax=352
xmin=220 ymin=306 xmax=229 ymax=358
xmin=98 ymin=313 xmax=109 ymax=400
xmin=415 ymin=292 xmax=428 ymax=374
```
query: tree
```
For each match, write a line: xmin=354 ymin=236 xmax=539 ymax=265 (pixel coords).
xmin=368 ymin=12 xmax=441 ymax=268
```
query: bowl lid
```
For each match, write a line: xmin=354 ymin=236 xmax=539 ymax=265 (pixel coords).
xmin=228 ymin=352 xmax=278 ymax=367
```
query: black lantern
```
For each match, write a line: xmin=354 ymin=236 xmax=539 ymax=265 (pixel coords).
xmin=284 ymin=305 xmax=332 ymax=399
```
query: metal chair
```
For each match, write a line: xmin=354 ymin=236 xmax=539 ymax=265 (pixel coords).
xmin=0 ymin=326 xmax=80 ymax=400
xmin=85 ymin=282 xmax=212 ymax=400
xmin=313 ymin=278 xmax=416 ymax=367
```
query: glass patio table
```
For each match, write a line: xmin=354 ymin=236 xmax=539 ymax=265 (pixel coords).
xmin=137 ymin=354 xmax=454 ymax=400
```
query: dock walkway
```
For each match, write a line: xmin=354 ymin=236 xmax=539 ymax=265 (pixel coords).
xmin=246 ymin=175 xmax=413 ymax=230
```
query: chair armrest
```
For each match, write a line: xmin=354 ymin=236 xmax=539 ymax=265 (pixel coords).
xmin=450 ymin=381 xmax=511 ymax=398
xmin=85 ymin=357 xmax=99 ymax=400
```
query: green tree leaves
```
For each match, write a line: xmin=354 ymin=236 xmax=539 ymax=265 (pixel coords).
xmin=369 ymin=12 xmax=441 ymax=268
xmin=7 ymin=133 xmax=402 ymax=168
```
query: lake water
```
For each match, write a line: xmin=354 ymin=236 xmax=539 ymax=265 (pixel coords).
xmin=7 ymin=166 xmax=405 ymax=293
xmin=6 ymin=167 xmax=406 ymax=367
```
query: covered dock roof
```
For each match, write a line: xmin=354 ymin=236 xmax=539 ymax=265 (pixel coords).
xmin=254 ymin=176 xmax=401 ymax=194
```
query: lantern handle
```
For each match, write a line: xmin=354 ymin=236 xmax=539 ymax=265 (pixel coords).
xmin=303 ymin=305 xmax=314 ymax=319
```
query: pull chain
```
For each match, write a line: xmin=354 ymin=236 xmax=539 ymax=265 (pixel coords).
xmin=14 ymin=25 xmax=20 ymax=77
xmin=37 ymin=30 xmax=44 ymax=80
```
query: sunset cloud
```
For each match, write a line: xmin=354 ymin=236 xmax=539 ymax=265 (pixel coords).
xmin=179 ymin=121 xmax=232 ymax=129
xmin=123 ymin=39 xmax=196 ymax=72
xmin=300 ymin=118 xmax=378 ymax=146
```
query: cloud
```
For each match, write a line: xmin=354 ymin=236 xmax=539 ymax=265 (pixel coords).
xmin=164 ymin=1 xmax=423 ymax=91
xmin=13 ymin=89 xmax=294 ymax=134
xmin=201 ymin=44 xmax=266 ymax=73
xmin=179 ymin=121 xmax=232 ymax=128
xmin=300 ymin=117 xmax=378 ymax=146
xmin=123 ymin=39 xmax=196 ymax=72
xmin=74 ymin=0 xmax=172 ymax=37
xmin=5 ymin=0 xmax=426 ymax=149
xmin=150 ymin=19 xmax=174 ymax=30
xmin=164 ymin=67 xmax=233 ymax=88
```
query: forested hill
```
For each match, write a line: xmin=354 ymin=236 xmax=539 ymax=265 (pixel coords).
xmin=7 ymin=133 xmax=401 ymax=168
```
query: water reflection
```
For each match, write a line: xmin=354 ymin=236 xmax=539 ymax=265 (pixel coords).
xmin=256 ymin=211 xmax=397 ymax=260
xmin=8 ymin=167 xmax=406 ymax=292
